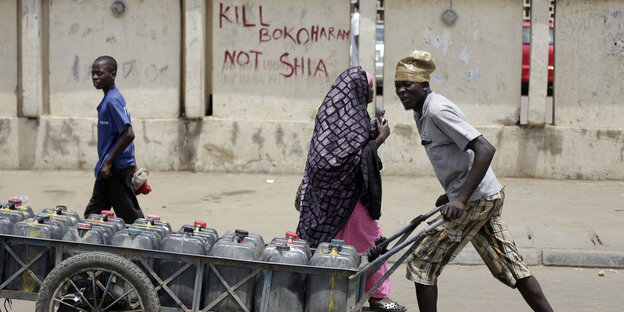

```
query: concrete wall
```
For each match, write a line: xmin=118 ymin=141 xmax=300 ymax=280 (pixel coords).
xmin=47 ymin=0 xmax=181 ymax=119
xmin=1 ymin=0 xmax=624 ymax=180
xmin=211 ymin=0 xmax=349 ymax=121
xmin=383 ymin=0 xmax=523 ymax=126
xmin=0 ymin=1 xmax=18 ymax=117
xmin=554 ymin=0 xmax=624 ymax=128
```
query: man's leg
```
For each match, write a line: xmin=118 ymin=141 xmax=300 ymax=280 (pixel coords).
xmin=104 ymin=167 xmax=144 ymax=224
xmin=415 ymin=283 xmax=437 ymax=312
xmin=84 ymin=179 xmax=110 ymax=218
xmin=516 ymin=276 xmax=553 ymax=312
xmin=470 ymin=190 xmax=553 ymax=312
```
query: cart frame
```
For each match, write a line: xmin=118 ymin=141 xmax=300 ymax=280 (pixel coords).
xmin=0 ymin=206 xmax=443 ymax=311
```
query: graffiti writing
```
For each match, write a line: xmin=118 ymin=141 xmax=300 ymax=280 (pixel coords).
xmin=218 ymin=2 xmax=346 ymax=80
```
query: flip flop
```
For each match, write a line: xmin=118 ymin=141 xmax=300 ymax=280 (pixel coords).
xmin=369 ymin=298 xmax=407 ymax=312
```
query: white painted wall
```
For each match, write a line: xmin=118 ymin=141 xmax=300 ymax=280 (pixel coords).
xmin=210 ymin=0 xmax=350 ymax=121
xmin=47 ymin=0 xmax=181 ymax=119
xmin=0 ymin=1 xmax=18 ymax=117
xmin=554 ymin=0 xmax=624 ymax=128
xmin=383 ymin=0 xmax=523 ymax=126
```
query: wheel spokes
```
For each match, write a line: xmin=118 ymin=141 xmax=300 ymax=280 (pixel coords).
xmin=101 ymin=287 xmax=137 ymax=311
xmin=51 ymin=297 xmax=89 ymax=312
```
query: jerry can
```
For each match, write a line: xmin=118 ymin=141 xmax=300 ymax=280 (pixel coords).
xmin=254 ymin=244 xmax=308 ymax=312
xmin=178 ymin=220 xmax=218 ymax=247
xmin=270 ymin=231 xmax=312 ymax=260
xmin=6 ymin=215 xmax=65 ymax=292
xmin=134 ymin=214 xmax=172 ymax=233
xmin=157 ymin=226 xmax=210 ymax=308
xmin=305 ymin=244 xmax=358 ymax=312
xmin=203 ymin=231 xmax=258 ymax=311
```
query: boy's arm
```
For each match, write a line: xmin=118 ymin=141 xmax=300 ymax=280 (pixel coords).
xmin=100 ymin=125 xmax=135 ymax=179
xmin=441 ymin=135 xmax=495 ymax=219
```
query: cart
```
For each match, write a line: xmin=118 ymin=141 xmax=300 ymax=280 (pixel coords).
xmin=0 ymin=207 xmax=443 ymax=312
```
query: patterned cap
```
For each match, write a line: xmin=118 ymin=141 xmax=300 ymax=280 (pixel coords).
xmin=395 ymin=49 xmax=436 ymax=82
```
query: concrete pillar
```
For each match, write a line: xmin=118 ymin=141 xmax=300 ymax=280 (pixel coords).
xmin=521 ymin=0 xmax=550 ymax=125
xmin=183 ymin=0 xmax=206 ymax=119
xmin=359 ymin=0 xmax=377 ymax=113
xmin=20 ymin=0 xmax=44 ymax=118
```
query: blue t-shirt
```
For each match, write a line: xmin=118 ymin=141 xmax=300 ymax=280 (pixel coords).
xmin=94 ymin=86 xmax=136 ymax=179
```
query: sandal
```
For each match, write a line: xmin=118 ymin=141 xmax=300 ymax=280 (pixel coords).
xmin=369 ymin=297 xmax=407 ymax=312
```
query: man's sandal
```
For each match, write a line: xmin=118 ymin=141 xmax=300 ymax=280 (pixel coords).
xmin=369 ymin=297 xmax=407 ymax=312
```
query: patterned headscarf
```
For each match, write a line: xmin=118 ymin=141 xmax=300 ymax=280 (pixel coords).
xmin=296 ymin=66 xmax=372 ymax=247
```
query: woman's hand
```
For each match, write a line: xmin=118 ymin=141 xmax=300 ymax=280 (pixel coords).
xmin=375 ymin=118 xmax=390 ymax=147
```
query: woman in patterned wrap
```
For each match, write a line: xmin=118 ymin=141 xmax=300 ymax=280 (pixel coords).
xmin=296 ymin=67 xmax=406 ymax=312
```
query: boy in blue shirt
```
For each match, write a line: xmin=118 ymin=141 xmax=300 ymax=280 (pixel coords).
xmin=84 ymin=56 xmax=144 ymax=224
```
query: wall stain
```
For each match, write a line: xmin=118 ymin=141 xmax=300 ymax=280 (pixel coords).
xmin=394 ymin=124 xmax=414 ymax=138
xmin=179 ymin=119 xmax=202 ymax=170
xmin=275 ymin=125 xmax=284 ymax=145
xmin=203 ymin=143 xmax=234 ymax=165
xmin=69 ymin=23 xmax=79 ymax=35
xmin=252 ymin=128 xmax=265 ymax=148
xmin=231 ymin=122 xmax=239 ymax=145
xmin=72 ymin=55 xmax=79 ymax=81
xmin=0 ymin=120 xmax=10 ymax=145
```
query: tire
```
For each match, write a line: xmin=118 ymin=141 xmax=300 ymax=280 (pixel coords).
xmin=35 ymin=251 xmax=160 ymax=312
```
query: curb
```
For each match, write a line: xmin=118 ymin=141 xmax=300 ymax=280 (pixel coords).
xmin=542 ymin=249 xmax=624 ymax=268
xmin=387 ymin=246 xmax=624 ymax=269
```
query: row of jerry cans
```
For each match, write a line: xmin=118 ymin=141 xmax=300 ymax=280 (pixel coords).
xmin=1 ymin=200 xmax=363 ymax=312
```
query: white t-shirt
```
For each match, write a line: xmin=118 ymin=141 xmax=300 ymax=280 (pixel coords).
xmin=414 ymin=92 xmax=503 ymax=202
xmin=350 ymin=12 xmax=359 ymax=67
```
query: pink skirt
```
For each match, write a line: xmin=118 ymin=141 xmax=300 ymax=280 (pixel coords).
xmin=334 ymin=200 xmax=391 ymax=298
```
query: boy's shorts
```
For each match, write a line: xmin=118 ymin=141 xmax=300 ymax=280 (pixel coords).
xmin=406 ymin=189 xmax=531 ymax=288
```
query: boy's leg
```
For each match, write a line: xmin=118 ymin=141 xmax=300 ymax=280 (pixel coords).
xmin=84 ymin=179 xmax=110 ymax=218
xmin=470 ymin=191 xmax=553 ymax=312
xmin=516 ymin=276 xmax=554 ymax=312
xmin=415 ymin=283 xmax=437 ymax=312
xmin=104 ymin=166 xmax=144 ymax=224
xmin=407 ymin=197 xmax=500 ymax=309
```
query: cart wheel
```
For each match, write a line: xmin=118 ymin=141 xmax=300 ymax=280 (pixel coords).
xmin=35 ymin=252 xmax=160 ymax=312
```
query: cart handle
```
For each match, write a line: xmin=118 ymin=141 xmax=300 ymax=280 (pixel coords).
xmin=351 ymin=217 xmax=444 ymax=281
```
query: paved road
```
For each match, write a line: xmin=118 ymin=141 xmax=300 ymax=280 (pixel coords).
xmin=7 ymin=265 xmax=623 ymax=311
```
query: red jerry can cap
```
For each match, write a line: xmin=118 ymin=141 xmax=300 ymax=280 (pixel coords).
xmin=194 ymin=221 xmax=207 ymax=228
xmin=101 ymin=210 xmax=115 ymax=217
xmin=285 ymin=231 xmax=298 ymax=239
xmin=146 ymin=214 xmax=160 ymax=221
xmin=8 ymin=198 xmax=22 ymax=205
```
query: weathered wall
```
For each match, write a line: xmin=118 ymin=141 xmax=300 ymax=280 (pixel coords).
xmin=0 ymin=0 xmax=18 ymax=117
xmin=47 ymin=0 xmax=181 ymax=119
xmin=211 ymin=0 xmax=350 ymax=121
xmin=554 ymin=0 xmax=624 ymax=128
xmin=382 ymin=0 xmax=523 ymax=126
xmin=1 ymin=0 xmax=624 ymax=180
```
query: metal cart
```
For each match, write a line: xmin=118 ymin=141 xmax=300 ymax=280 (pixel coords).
xmin=0 ymin=206 xmax=442 ymax=312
